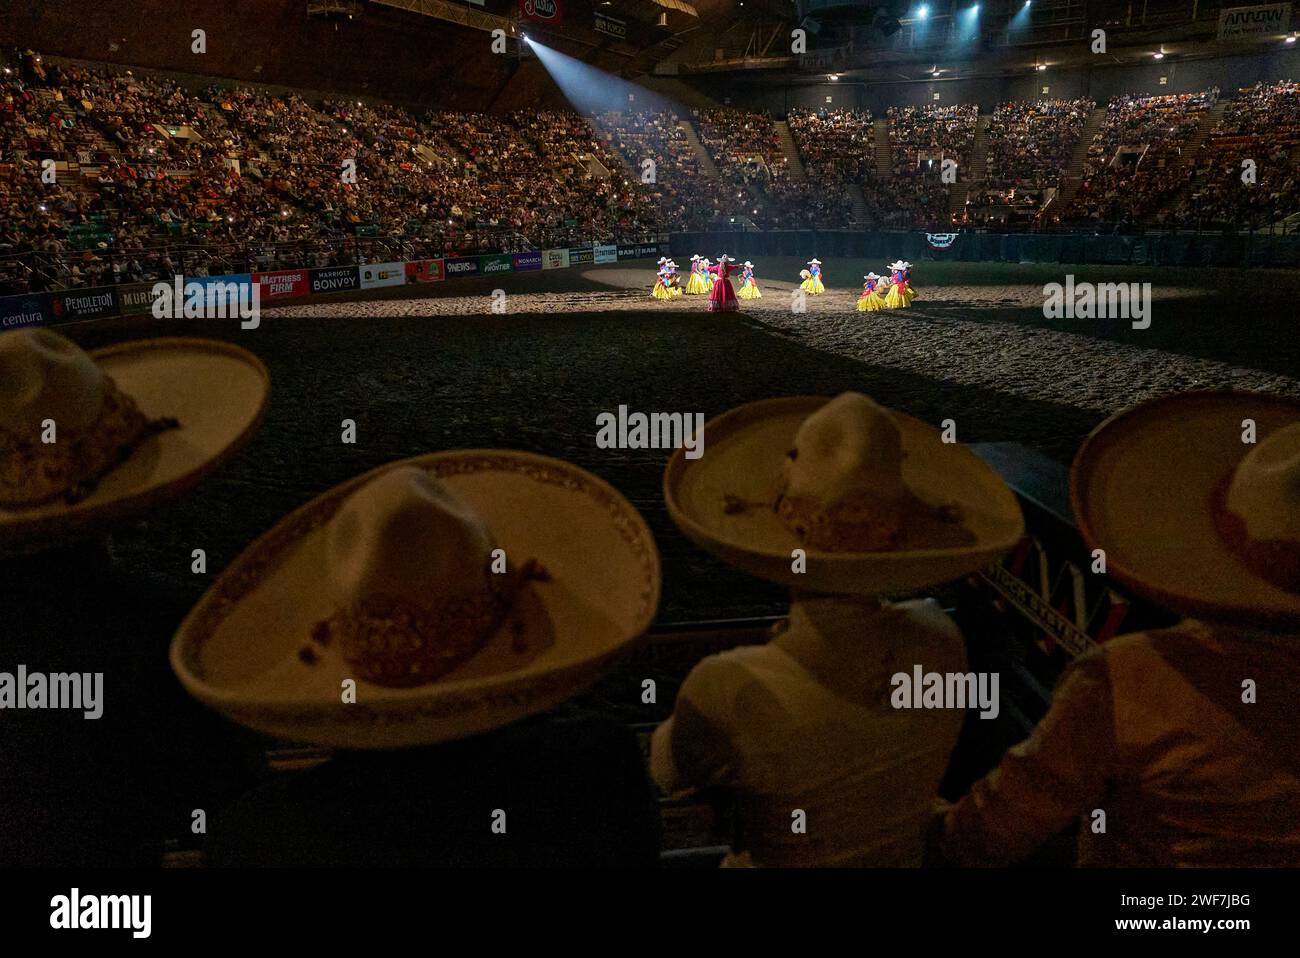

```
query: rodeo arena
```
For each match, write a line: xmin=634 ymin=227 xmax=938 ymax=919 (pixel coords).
xmin=2 ymin=0 xmax=1300 ymax=936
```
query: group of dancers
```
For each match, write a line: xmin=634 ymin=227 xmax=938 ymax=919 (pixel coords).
xmin=650 ymin=256 xmax=916 ymax=314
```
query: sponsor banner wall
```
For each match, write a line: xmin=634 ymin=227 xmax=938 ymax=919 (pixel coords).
xmin=543 ymin=248 xmax=570 ymax=270
xmin=405 ymin=259 xmax=445 ymax=283
xmin=617 ymin=242 xmax=662 ymax=260
xmin=359 ymin=261 xmax=406 ymax=290
xmin=512 ymin=250 xmax=543 ymax=272
xmin=310 ymin=266 xmax=360 ymax=294
xmin=569 ymin=246 xmax=594 ymax=266
xmin=444 ymin=256 xmax=480 ymax=279
xmin=479 ymin=253 xmax=513 ymax=276
xmin=594 ymin=244 xmax=618 ymax=264
xmin=51 ymin=285 xmax=119 ymax=322
xmin=254 ymin=269 xmax=310 ymax=300
xmin=0 ymin=292 xmax=54 ymax=329
xmin=118 ymin=282 xmax=157 ymax=316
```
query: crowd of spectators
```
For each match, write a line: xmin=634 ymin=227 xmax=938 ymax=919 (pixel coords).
xmin=7 ymin=48 xmax=1300 ymax=293
xmin=1065 ymin=89 xmax=1216 ymax=226
xmin=1163 ymin=81 xmax=1300 ymax=231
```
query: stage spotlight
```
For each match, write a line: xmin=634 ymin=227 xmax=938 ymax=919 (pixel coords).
xmin=1153 ymin=51 xmax=1164 ymax=59
xmin=915 ymin=4 xmax=929 ymax=17
xmin=1036 ymin=63 xmax=1047 ymax=71
xmin=1287 ymin=35 xmax=1297 ymax=43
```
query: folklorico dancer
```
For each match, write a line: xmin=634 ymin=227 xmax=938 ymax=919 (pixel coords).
xmin=737 ymin=261 xmax=762 ymax=300
xmin=651 ymin=264 xmax=673 ymax=299
xmin=701 ymin=258 xmax=717 ymax=292
xmin=857 ymin=272 xmax=885 ymax=312
xmin=883 ymin=260 xmax=915 ymax=309
xmin=666 ymin=260 xmax=684 ymax=297
xmin=708 ymin=254 xmax=739 ymax=313
xmin=685 ymin=255 xmax=709 ymax=294
xmin=800 ymin=258 xmax=825 ymax=295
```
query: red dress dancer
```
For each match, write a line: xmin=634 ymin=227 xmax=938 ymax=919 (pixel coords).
xmin=707 ymin=255 xmax=739 ymax=313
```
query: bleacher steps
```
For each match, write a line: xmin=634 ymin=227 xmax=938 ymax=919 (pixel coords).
xmin=678 ymin=119 xmax=719 ymax=178
xmin=872 ymin=118 xmax=892 ymax=177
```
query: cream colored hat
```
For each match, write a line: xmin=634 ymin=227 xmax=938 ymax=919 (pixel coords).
xmin=808 ymin=258 xmax=821 ymax=265
xmin=664 ymin=394 xmax=1024 ymax=595
xmin=172 ymin=451 xmax=662 ymax=748
xmin=1072 ymin=391 xmax=1300 ymax=632
xmin=0 ymin=329 xmax=268 ymax=556
xmin=889 ymin=260 xmax=911 ymax=270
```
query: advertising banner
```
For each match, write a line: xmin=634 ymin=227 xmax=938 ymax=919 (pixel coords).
xmin=617 ymin=242 xmax=661 ymax=260
xmin=512 ymin=250 xmax=543 ymax=272
xmin=50 ymin=285 xmax=119 ymax=322
xmin=568 ymin=246 xmax=594 ymax=266
xmin=478 ymin=253 xmax=513 ymax=276
xmin=1217 ymin=3 xmax=1291 ymax=39
xmin=254 ymin=269 xmax=310 ymax=301
xmin=594 ymin=244 xmax=618 ymax=264
xmin=405 ymin=259 xmax=445 ymax=283
xmin=0 ymin=292 xmax=54 ymax=330
xmin=359 ymin=261 xmax=406 ymax=290
xmin=117 ymin=282 xmax=157 ymax=316
xmin=444 ymin=257 xmax=480 ymax=279
xmin=197 ymin=274 xmax=254 ymax=312
xmin=310 ymin=266 xmax=360 ymax=294
xmin=543 ymin=248 xmax=570 ymax=270
xmin=594 ymin=11 xmax=626 ymax=39
xmin=520 ymin=0 xmax=562 ymax=25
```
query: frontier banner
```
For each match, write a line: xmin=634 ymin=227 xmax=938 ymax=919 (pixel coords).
xmin=1218 ymin=3 xmax=1291 ymax=38
xmin=479 ymin=253 xmax=513 ymax=276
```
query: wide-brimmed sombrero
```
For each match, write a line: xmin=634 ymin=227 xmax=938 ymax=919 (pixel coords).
xmin=663 ymin=395 xmax=1024 ymax=595
xmin=171 ymin=451 xmax=661 ymax=748
xmin=1072 ymin=390 xmax=1300 ymax=632
xmin=0 ymin=332 xmax=269 ymax=557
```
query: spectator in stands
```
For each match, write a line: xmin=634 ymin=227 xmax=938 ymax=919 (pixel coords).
xmin=937 ymin=393 xmax=1300 ymax=867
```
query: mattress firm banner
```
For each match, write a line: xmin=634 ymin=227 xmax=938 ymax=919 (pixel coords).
xmin=479 ymin=253 xmax=513 ymax=276
xmin=405 ymin=259 xmax=445 ymax=283
xmin=117 ymin=282 xmax=156 ymax=316
xmin=512 ymin=250 xmax=543 ymax=272
xmin=543 ymin=248 xmax=570 ymax=270
xmin=359 ymin=261 xmax=406 ymax=289
xmin=568 ymin=246 xmax=594 ymax=266
xmin=1218 ymin=3 xmax=1291 ymax=38
xmin=594 ymin=244 xmax=619 ymax=264
xmin=445 ymin=256 xmax=480 ymax=279
xmin=254 ymin=269 xmax=310 ymax=301
xmin=618 ymin=242 xmax=661 ymax=259
xmin=310 ymin=266 xmax=360 ymax=294
xmin=51 ymin=285 xmax=119 ymax=322
xmin=0 ymin=292 xmax=54 ymax=329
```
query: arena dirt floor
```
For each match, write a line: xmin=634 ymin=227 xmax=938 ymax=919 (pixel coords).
xmin=71 ymin=256 xmax=1300 ymax=624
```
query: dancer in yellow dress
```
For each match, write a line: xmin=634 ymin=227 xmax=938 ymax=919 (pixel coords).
xmin=685 ymin=255 xmax=709 ymax=294
xmin=856 ymin=272 xmax=885 ymax=312
xmin=883 ymin=260 xmax=916 ymax=309
xmin=800 ymin=259 xmax=825 ymax=295
xmin=651 ymin=265 xmax=672 ymax=299
xmin=666 ymin=261 xmax=684 ymax=296
xmin=737 ymin=261 xmax=762 ymax=300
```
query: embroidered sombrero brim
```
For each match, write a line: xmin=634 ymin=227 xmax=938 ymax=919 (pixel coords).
xmin=1072 ymin=391 xmax=1300 ymax=632
xmin=171 ymin=451 xmax=661 ymax=748
xmin=0 ymin=337 xmax=269 ymax=557
xmin=664 ymin=396 xmax=1024 ymax=595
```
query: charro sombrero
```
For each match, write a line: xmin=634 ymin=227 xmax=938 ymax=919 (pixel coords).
xmin=1072 ymin=390 xmax=1300 ymax=632
xmin=171 ymin=451 xmax=661 ymax=748
xmin=0 ymin=330 xmax=268 ymax=557
xmin=664 ymin=394 xmax=1024 ymax=595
